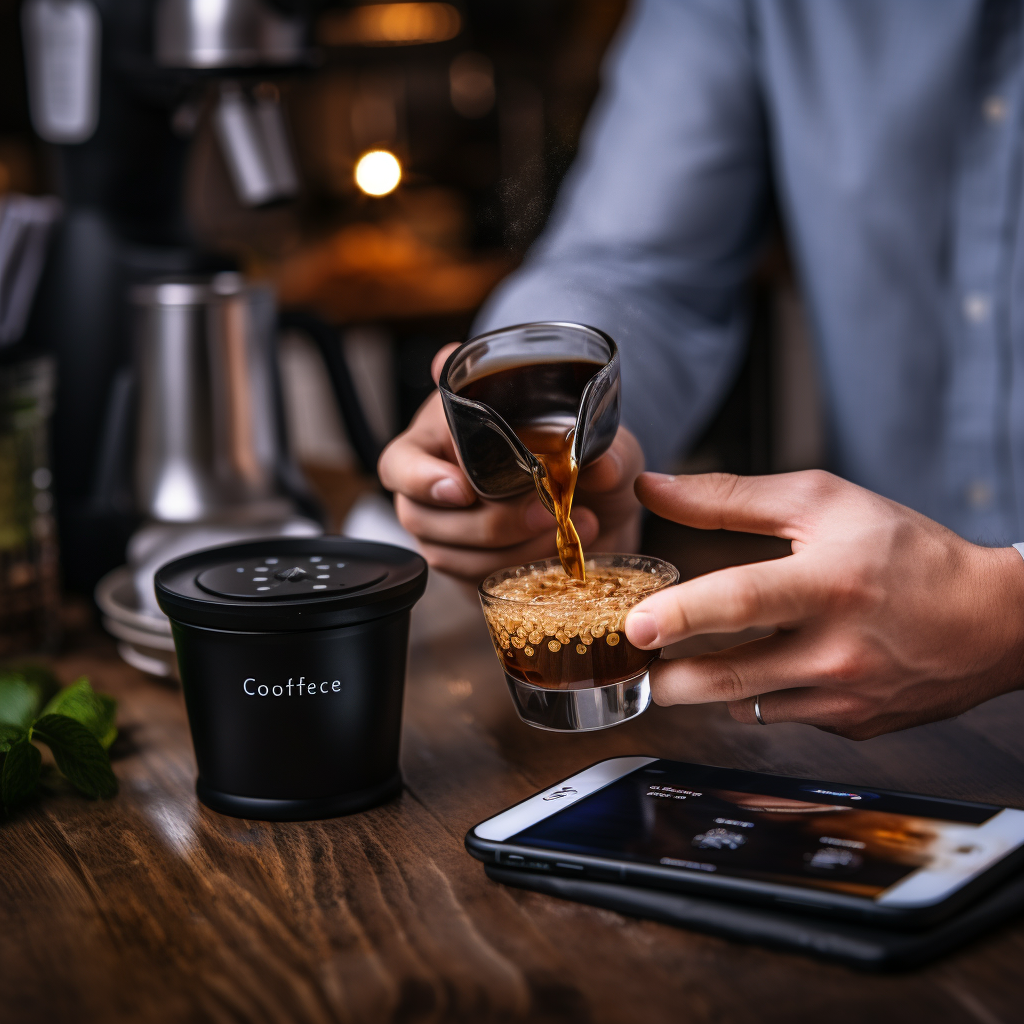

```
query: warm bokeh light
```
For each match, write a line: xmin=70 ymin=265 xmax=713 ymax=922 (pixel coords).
xmin=320 ymin=3 xmax=461 ymax=47
xmin=354 ymin=150 xmax=402 ymax=196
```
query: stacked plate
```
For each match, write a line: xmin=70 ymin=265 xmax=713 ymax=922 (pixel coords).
xmin=95 ymin=566 xmax=178 ymax=680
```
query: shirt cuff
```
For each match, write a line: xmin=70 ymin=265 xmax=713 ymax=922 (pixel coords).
xmin=1013 ymin=543 xmax=1024 ymax=561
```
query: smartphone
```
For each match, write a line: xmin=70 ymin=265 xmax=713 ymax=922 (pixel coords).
xmin=465 ymin=757 xmax=1024 ymax=927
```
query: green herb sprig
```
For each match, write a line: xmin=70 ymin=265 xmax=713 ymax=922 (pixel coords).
xmin=0 ymin=668 xmax=118 ymax=812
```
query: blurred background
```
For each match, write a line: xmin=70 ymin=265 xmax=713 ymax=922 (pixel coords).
xmin=0 ymin=0 xmax=819 ymax=667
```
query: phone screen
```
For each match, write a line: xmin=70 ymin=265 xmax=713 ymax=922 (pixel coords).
xmin=508 ymin=761 xmax=1003 ymax=900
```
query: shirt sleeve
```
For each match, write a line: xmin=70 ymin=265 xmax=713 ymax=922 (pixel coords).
xmin=474 ymin=0 xmax=769 ymax=472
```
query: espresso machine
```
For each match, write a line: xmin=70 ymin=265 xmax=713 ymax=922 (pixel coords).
xmin=21 ymin=0 xmax=337 ymax=592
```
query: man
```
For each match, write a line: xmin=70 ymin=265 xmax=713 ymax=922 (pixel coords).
xmin=379 ymin=0 xmax=1024 ymax=738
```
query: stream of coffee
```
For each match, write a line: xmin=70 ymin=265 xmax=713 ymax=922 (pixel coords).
xmin=455 ymin=360 xmax=601 ymax=580
xmin=514 ymin=418 xmax=584 ymax=579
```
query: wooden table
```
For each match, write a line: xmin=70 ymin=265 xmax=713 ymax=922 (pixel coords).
xmin=4 ymin=574 xmax=1024 ymax=1024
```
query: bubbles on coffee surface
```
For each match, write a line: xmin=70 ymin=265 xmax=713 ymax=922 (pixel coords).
xmin=481 ymin=564 xmax=666 ymax=689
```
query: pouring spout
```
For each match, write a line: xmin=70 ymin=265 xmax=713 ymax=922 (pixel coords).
xmin=572 ymin=356 xmax=621 ymax=471
xmin=529 ymin=460 xmax=558 ymax=517
xmin=438 ymin=321 xmax=621 ymax=503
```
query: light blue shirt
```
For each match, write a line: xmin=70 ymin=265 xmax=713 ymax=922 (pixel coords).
xmin=476 ymin=0 xmax=1024 ymax=545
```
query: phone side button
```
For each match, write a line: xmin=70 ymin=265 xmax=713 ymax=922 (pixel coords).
xmin=501 ymin=853 xmax=526 ymax=866
xmin=554 ymin=862 xmax=585 ymax=872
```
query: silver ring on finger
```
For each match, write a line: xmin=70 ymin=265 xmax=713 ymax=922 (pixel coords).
xmin=753 ymin=694 xmax=767 ymax=726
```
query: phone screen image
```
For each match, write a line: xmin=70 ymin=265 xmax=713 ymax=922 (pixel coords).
xmin=509 ymin=762 xmax=1005 ymax=901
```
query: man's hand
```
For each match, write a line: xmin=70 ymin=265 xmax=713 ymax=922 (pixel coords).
xmin=378 ymin=344 xmax=644 ymax=582
xmin=624 ymin=470 xmax=1024 ymax=738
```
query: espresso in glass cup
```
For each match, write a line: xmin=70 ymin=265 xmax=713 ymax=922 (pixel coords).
xmin=480 ymin=554 xmax=679 ymax=731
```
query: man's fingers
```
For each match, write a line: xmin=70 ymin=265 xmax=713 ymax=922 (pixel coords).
xmin=726 ymin=686 xmax=823 ymax=726
xmin=648 ymin=629 xmax=812 ymax=706
xmin=576 ymin=427 xmax=644 ymax=495
xmin=657 ymin=638 xmax=921 ymax=740
xmin=414 ymin=507 xmax=600 ymax=581
xmin=432 ymin=342 xmax=460 ymax=385
xmin=378 ymin=394 xmax=473 ymax=506
xmin=634 ymin=469 xmax=852 ymax=540
xmin=419 ymin=527 xmax=578 ymax=581
xmin=626 ymin=554 xmax=824 ymax=648
xmin=396 ymin=491 xmax=570 ymax=549
xmin=725 ymin=686 xmax=879 ymax=736
xmin=380 ymin=435 xmax=474 ymax=506
xmin=725 ymin=680 xmax=971 ymax=739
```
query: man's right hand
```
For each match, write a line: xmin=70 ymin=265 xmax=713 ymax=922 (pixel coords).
xmin=377 ymin=344 xmax=645 ymax=583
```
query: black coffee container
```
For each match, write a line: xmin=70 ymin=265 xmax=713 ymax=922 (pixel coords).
xmin=156 ymin=538 xmax=427 ymax=821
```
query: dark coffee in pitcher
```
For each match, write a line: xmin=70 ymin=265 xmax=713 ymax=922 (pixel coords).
xmin=438 ymin=323 xmax=621 ymax=554
xmin=456 ymin=359 xmax=603 ymax=580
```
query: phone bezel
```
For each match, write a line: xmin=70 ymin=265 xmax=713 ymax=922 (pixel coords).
xmin=466 ymin=757 xmax=1024 ymax=927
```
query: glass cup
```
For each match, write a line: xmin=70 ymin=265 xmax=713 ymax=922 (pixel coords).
xmin=479 ymin=553 xmax=679 ymax=731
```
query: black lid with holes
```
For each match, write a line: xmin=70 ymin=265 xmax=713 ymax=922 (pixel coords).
xmin=155 ymin=537 xmax=428 ymax=632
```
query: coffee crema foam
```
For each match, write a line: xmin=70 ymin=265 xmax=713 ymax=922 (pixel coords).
xmin=483 ymin=565 xmax=663 ymax=654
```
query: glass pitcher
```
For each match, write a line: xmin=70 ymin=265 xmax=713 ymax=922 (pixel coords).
xmin=437 ymin=322 xmax=620 ymax=512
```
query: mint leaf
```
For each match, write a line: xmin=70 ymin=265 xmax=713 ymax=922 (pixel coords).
xmin=41 ymin=678 xmax=118 ymax=749
xmin=96 ymin=694 xmax=117 ymax=750
xmin=0 ymin=677 xmax=43 ymax=730
xmin=31 ymin=715 xmax=117 ymax=800
xmin=2 ymin=737 xmax=41 ymax=810
xmin=0 ymin=724 xmax=26 ymax=753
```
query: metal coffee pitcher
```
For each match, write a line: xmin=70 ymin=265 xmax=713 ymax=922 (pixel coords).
xmin=132 ymin=273 xmax=297 ymax=524
xmin=438 ymin=322 xmax=620 ymax=512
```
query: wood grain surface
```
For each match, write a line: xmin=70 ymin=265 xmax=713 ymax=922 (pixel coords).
xmin=3 ymin=575 xmax=1024 ymax=1024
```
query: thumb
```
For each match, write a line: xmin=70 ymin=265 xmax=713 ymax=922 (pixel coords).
xmin=432 ymin=343 xmax=461 ymax=386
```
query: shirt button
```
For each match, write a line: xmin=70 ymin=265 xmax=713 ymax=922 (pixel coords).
xmin=963 ymin=292 xmax=991 ymax=324
xmin=967 ymin=480 xmax=994 ymax=510
xmin=983 ymin=95 xmax=1007 ymax=122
